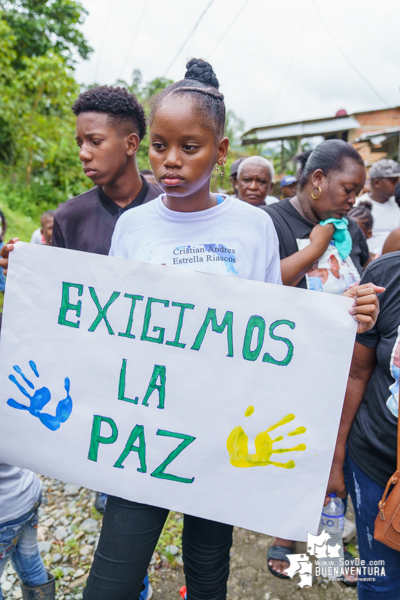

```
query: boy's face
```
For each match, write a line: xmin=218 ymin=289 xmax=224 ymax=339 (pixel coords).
xmin=41 ymin=216 xmax=54 ymax=246
xmin=75 ymin=112 xmax=138 ymax=187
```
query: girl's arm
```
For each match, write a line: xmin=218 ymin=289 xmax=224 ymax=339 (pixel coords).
xmin=326 ymin=341 xmax=377 ymax=499
xmin=280 ymin=224 xmax=334 ymax=286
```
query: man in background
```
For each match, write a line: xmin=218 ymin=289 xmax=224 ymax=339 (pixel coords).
xmin=279 ymin=175 xmax=297 ymax=200
xmin=357 ymin=159 xmax=400 ymax=254
xmin=236 ymin=156 xmax=278 ymax=206
xmin=229 ymin=158 xmax=244 ymax=197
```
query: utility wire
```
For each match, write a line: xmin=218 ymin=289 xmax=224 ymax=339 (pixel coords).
xmin=266 ymin=0 xmax=312 ymax=124
xmin=163 ymin=0 xmax=216 ymax=77
xmin=207 ymin=0 xmax=251 ymax=58
xmin=93 ymin=0 xmax=113 ymax=83
xmin=119 ymin=0 xmax=151 ymax=80
xmin=313 ymin=0 xmax=390 ymax=107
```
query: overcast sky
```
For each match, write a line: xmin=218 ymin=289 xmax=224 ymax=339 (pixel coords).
xmin=74 ymin=0 xmax=400 ymax=134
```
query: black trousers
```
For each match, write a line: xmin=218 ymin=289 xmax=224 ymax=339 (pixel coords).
xmin=83 ymin=495 xmax=233 ymax=600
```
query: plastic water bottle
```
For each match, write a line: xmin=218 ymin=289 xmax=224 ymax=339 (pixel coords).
xmin=317 ymin=493 xmax=345 ymax=579
xmin=320 ymin=493 xmax=345 ymax=535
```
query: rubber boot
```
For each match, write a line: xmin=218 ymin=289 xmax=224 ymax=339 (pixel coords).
xmin=21 ymin=572 xmax=55 ymax=600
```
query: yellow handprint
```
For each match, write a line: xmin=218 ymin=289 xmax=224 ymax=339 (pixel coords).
xmin=227 ymin=407 xmax=306 ymax=469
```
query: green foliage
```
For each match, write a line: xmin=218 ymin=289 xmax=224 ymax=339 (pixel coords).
xmin=0 ymin=13 xmax=91 ymax=215
xmin=214 ymin=109 xmax=247 ymax=193
xmin=0 ymin=197 xmax=39 ymax=241
xmin=116 ymin=70 xmax=174 ymax=170
xmin=0 ymin=3 xmax=250 ymax=243
xmin=50 ymin=567 xmax=64 ymax=580
xmin=0 ymin=0 xmax=92 ymax=65
xmin=225 ymin=109 xmax=245 ymax=147
xmin=156 ymin=511 xmax=183 ymax=566
xmin=0 ymin=0 xmax=92 ymax=216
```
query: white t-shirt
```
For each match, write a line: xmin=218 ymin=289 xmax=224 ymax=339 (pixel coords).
xmin=30 ymin=228 xmax=43 ymax=245
xmin=0 ymin=463 xmax=42 ymax=524
xmin=357 ymin=193 xmax=400 ymax=254
xmin=265 ymin=195 xmax=279 ymax=206
xmin=110 ymin=195 xmax=282 ymax=285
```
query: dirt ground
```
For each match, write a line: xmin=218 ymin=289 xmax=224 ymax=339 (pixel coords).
xmin=151 ymin=527 xmax=358 ymax=600
xmin=0 ymin=479 xmax=358 ymax=600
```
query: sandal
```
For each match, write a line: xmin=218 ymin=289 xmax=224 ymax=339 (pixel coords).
xmin=267 ymin=544 xmax=295 ymax=579
xmin=341 ymin=550 xmax=358 ymax=587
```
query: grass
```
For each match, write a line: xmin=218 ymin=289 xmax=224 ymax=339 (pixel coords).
xmin=156 ymin=512 xmax=183 ymax=564
xmin=0 ymin=202 xmax=38 ymax=242
xmin=0 ymin=200 xmax=42 ymax=316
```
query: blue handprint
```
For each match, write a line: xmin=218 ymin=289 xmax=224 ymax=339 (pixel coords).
xmin=7 ymin=361 xmax=72 ymax=431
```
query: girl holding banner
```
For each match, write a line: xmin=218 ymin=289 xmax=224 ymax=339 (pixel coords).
xmin=0 ymin=59 xmax=382 ymax=600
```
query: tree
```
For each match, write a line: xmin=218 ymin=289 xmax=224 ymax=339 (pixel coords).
xmin=0 ymin=0 xmax=92 ymax=65
xmin=115 ymin=70 xmax=174 ymax=102
xmin=115 ymin=70 xmax=174 ymax=170
xmin=0 ymin=4 xmax=91 ymax=207
xmin=214 ymin=109 xmax=248 ymax=192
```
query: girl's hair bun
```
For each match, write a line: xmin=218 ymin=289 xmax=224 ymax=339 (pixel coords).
xmin=184 ymin=58 xmax=219 ymax=89
xmin=358 ymin=200 xmax=372 ymax=211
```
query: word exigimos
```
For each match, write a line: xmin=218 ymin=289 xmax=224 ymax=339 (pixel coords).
xmin=58 ymin=282 xmax=296 ymax=366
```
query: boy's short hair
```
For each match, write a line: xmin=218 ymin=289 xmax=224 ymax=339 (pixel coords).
xmin=72 ymin=86 xmax=147 ymax=140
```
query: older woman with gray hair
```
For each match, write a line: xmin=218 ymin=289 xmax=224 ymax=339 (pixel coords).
xmin=236 ymin=156 xmax=278 ymax=206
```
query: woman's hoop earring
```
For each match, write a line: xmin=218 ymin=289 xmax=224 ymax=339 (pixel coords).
xmin=215 ymin=163 xmax=225 ymax=176
xmin=147 ymin=160 xmax=152 ymax=171
xmin=311 ymin=186 xmax=322 ymax=200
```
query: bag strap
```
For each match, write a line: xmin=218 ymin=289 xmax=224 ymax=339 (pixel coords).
xmin=378 ymin=471 xmax=400 ymax=520
xmin=397 ymin=411 xmax=400 ymax=472
xmin=378 ymin=417 xmax=400 ymax=521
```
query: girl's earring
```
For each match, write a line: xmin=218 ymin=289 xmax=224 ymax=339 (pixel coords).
xmin=147 ymin=160 xmax=152 ymax=170
xmin=215 ymin=163 xmax=225 ymax=176
xmin=311 ymin=186 xmax=322 ymax=200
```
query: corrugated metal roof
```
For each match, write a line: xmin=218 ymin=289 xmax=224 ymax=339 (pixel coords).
xmin=241 ymin=116 xmax=360 ymax=144
xmin=354 ymin=126 xmax=400 ymax=142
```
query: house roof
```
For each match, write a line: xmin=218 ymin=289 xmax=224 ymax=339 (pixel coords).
xmin=353 ymin=126 xmax=400 ymax=143
xmin=241 ymin=115 xmax=360 ymax=145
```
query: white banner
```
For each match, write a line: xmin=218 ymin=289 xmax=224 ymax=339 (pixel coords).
xmin=0 ymin=242 xmax=356 ymax=540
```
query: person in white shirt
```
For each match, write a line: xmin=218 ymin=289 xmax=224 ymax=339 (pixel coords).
xmin=236 ymin=156 xmax=279 ymax=207
xmin=356 ymin=159 xmax=400 ymax=255
xmin=30 ymin=228 xmax=43 ymax=245
xmin=85 ymin=58 xmax=281 ymax=600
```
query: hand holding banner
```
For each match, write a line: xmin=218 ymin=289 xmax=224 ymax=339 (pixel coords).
xmin=0 ymin=242 xmax=356 ymax=541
